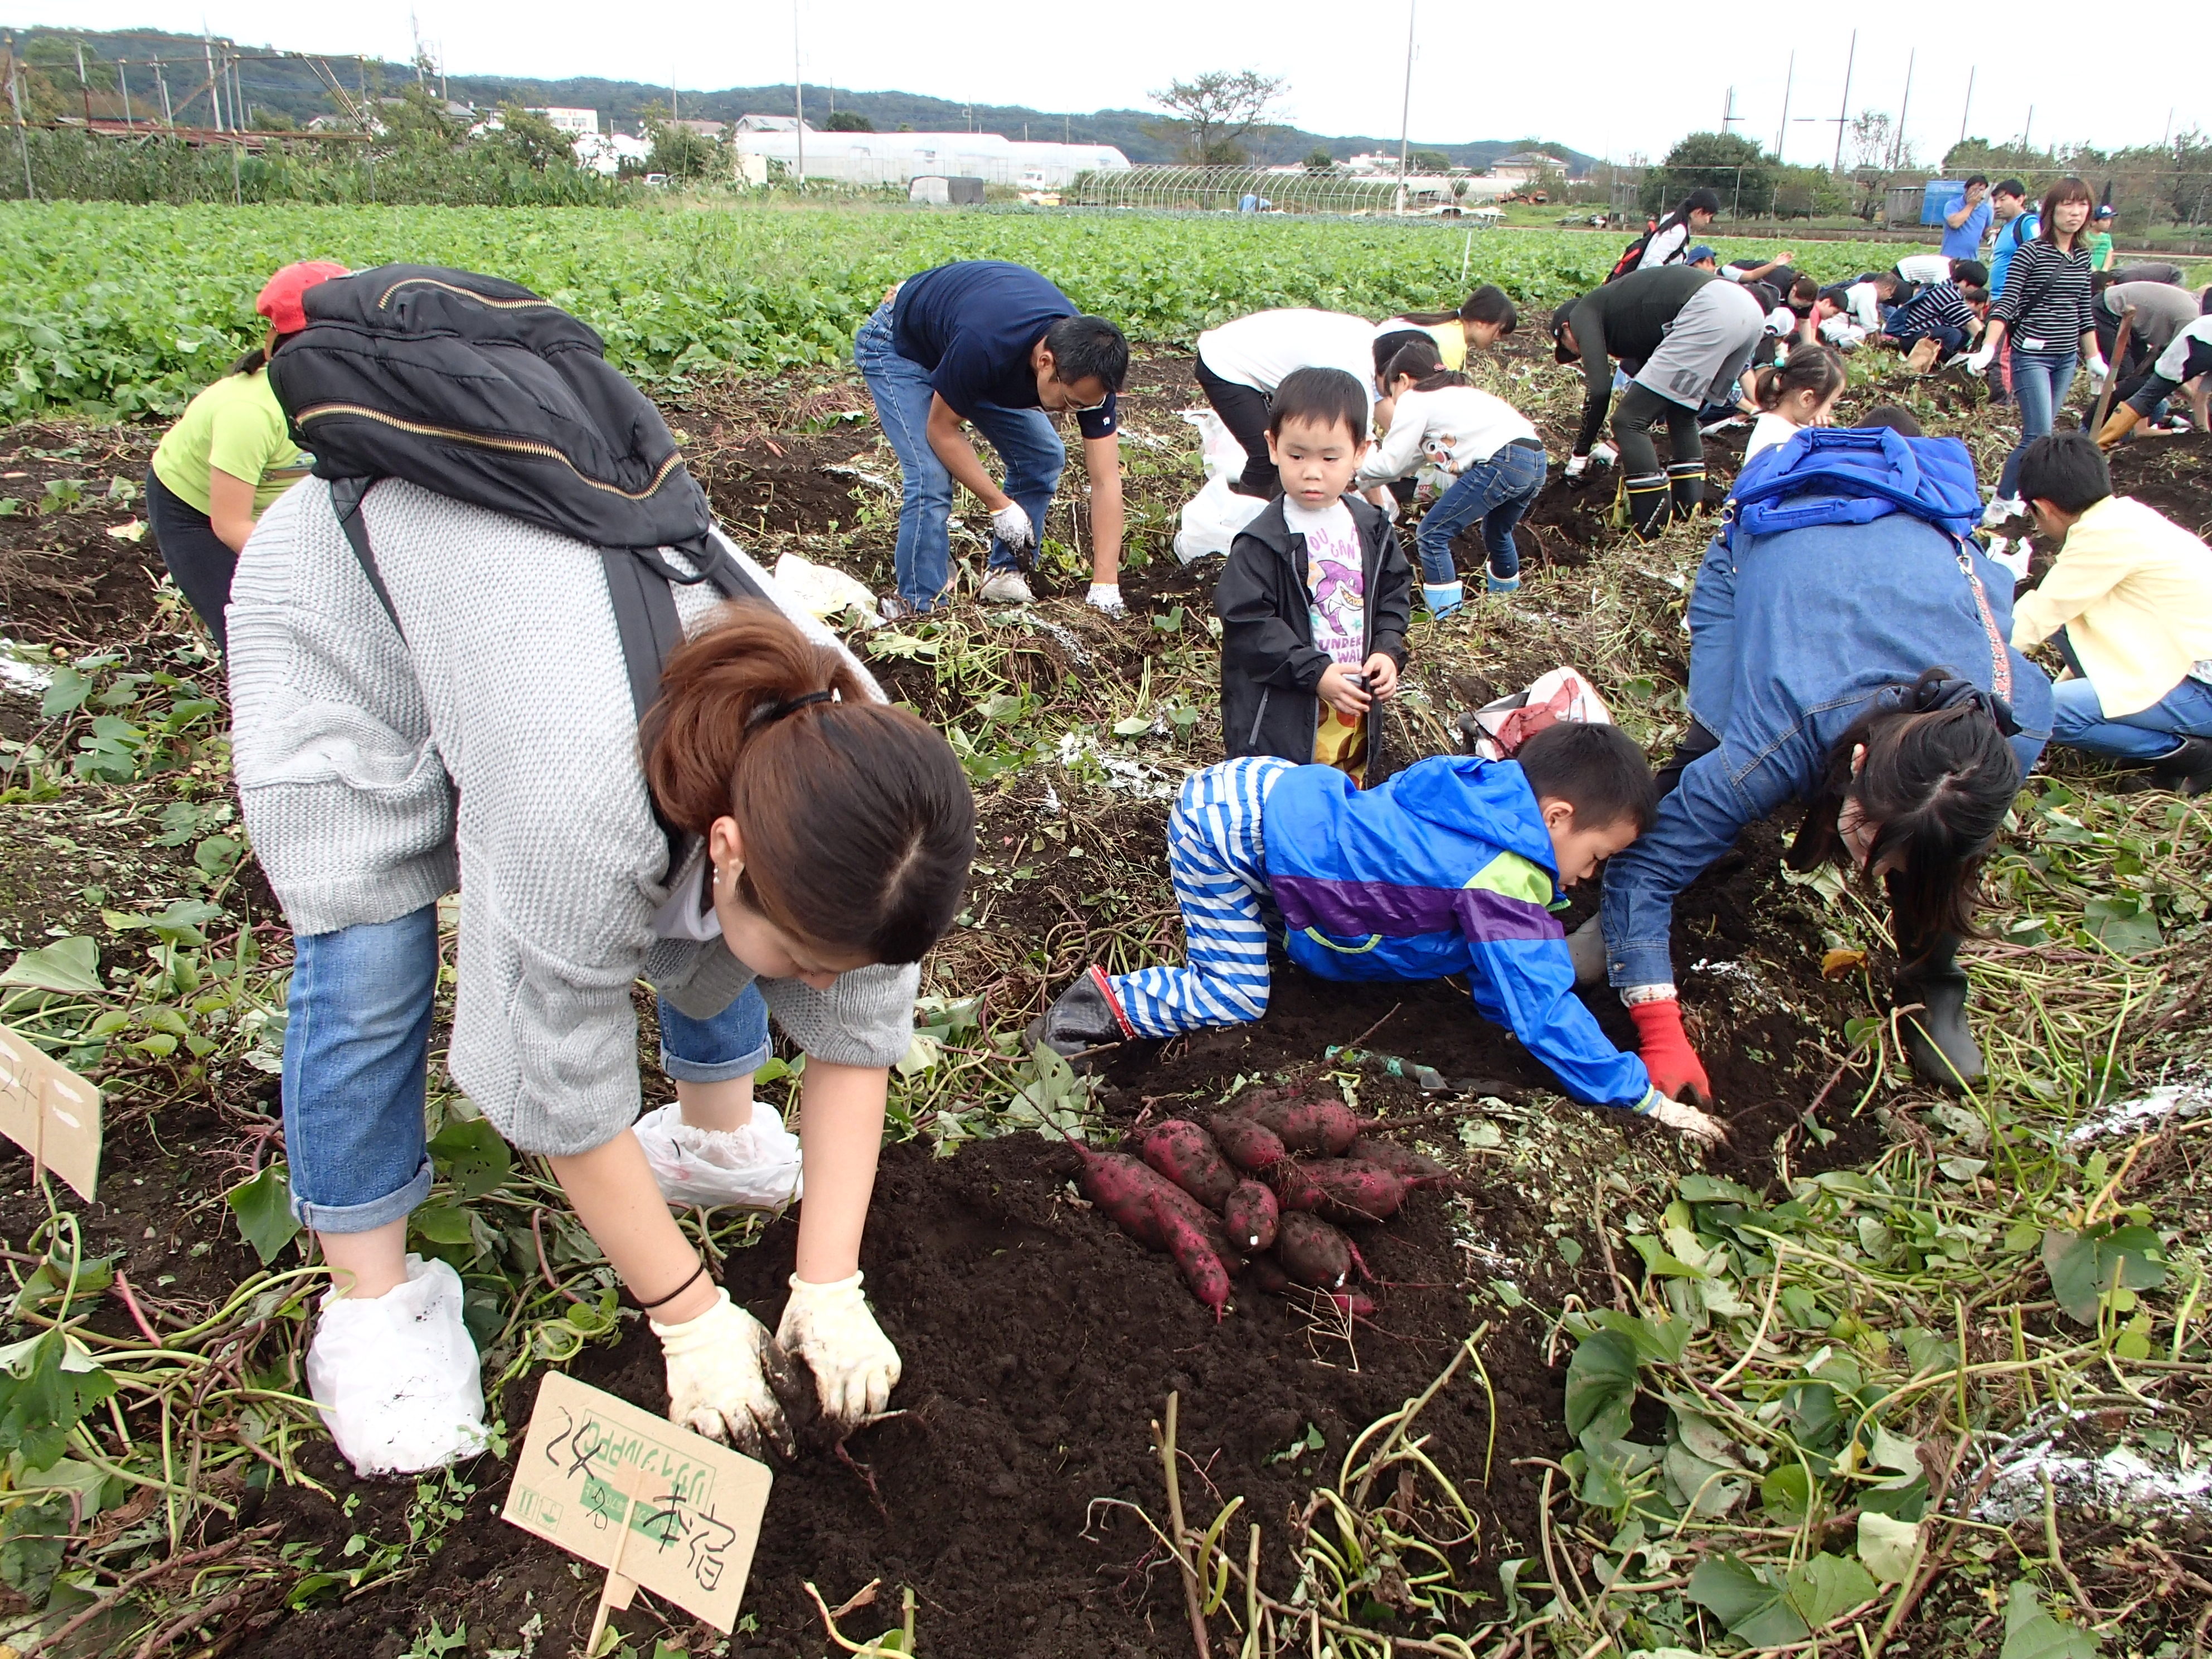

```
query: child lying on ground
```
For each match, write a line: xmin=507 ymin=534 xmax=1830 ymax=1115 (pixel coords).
xmin=1026 ymin=721 xmax=1728 ymax=1143
xmin=1356 ymin=345 xmax=1546 ymax=615
xmin=1215 ymin=366 xmax=1411 ymax=784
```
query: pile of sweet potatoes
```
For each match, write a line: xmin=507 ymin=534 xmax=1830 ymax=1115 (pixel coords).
xmin=1064 ymin=1081 xmax=1450 ymax=1320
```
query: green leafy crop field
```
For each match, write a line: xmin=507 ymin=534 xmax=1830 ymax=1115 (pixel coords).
xmin=0 ymin=200 xmax=1917 ymax=419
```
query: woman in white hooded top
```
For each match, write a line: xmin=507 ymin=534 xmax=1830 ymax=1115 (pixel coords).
xmin=1356 ymin=347 xmax=1545 ymax=616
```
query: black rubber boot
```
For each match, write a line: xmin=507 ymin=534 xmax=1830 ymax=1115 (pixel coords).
xmin=1624 ymin=473 xmax=1673 ymax=541
xmin=1667 ymin=460 xmax=1707 ymax=518
xmin=1892 ymin=936 xmax=1983 ymax=1090
xmin=2150 ymin=736 xmax=2212 ymax=797
xmin=1023 ymin=966 xmax=1136 ymax=1059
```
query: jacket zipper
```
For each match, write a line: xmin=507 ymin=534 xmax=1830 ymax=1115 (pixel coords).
xmin=376 ymin=275 xmax=564 ymax=313
xmin=1248 ymin=688 xmax=1272 ymax=750
xmin=292 ymin=404 xmax=685 ymax=501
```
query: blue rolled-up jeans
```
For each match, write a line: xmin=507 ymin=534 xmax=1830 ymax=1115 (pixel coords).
xmin=1413 ymin=442 xmax=1547 ymax=584
xmin=283 ymin=905 xmax=769 ymax=1230
xmin=1996 ymin=348 xmax=2078 ymax=499
xmin=2051 ymin=672 xmax=2212 ymax=761
xmin=853 ymin=302 xmax=1064 ymax=611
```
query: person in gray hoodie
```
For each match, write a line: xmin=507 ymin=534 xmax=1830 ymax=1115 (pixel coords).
xmin=228 ymin=478 xmax=974 ymax=1475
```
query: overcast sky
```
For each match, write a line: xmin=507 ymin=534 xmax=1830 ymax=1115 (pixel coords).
xmin=49 ymin=1 xmax=2210 ymax=161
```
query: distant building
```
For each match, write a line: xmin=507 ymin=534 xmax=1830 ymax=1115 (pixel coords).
xmin=575 ymin=130 xmax=652 ymax=176
xmin=1487 ymin=151 xmax=1571 ymax=185
xmin=534 ymin=107 xmax=600 ymax=136
xmin=733 ymin=113 xmax=811 ymax=133
xmin=669 ymin=118 xmax=726 ymax=139
xmin=731 ymin=128 xmax=1129 ymax=189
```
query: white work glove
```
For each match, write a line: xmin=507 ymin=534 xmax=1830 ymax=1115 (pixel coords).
xmin=776 ymin=1272 xmax=901 ymax=1427
xmin=990 ymin=501 xmax=1036 ymax=554
xmin=2085 ymin=352 xmax=2109 ymax=387
xmin=1637 ymin=1089 xmax=1730 ymax=1146
xmin=1564 ymin=454 xmax=1590 ymax=479
xmin=653 ymin=1288 xmax=795 ymax=1460
xmin=1965 ymin=342 xmax=1997 ymax=376
xmin=1085 ymin=583 xmax=1126 ymax=615
xmin=1590 ymin=442 xmax=1619 ymax=467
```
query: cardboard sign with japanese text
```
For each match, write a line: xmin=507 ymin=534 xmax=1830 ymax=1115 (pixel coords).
xmin=501 ymin=1370 xmax=771 ymax=1631
xmin=0 ymin=1023 xmax=101 ymax=1201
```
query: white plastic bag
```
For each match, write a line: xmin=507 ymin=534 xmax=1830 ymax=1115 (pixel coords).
xmin=771 ymin=551 xmax=881 ymax=629
xmin=1462 ymin=666 xmax=1615 ymax=759
xmin=308 ymin=1255 xmax=488 ymax=1477
xmin=1173 ymin=473 xmax=1270 ymax=565
xmin=634 ymin=1099 xmax=804 ymax=1211
xmin=1180 ymin=408 xmax=1249 ymax=483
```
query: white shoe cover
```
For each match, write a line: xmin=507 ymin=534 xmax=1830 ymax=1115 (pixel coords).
xmin=634 ymin=1100 xmax=803 ymax=1211
xmin=308 ymin=1255 xmax=488 ymax=1478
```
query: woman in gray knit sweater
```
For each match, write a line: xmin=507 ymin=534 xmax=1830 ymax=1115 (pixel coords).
xmin=228 ymin=476 xmax=975 ymax=1474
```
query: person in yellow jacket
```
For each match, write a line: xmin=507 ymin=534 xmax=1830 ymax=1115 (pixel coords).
xmin=2011 ymin=431 xmax=2212 ymax=795
xmin=145 ymin=261 xmax=346 ymax=652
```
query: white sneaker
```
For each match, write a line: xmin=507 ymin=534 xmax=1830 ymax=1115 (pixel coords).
xmin=633 ymin=1100 xmax=803 ymax=1211
xmin=307 ymin=1255 xmax=488 ymax=1478
xmin=978 ymin=571 xmax=1034 ymax=604
xmin=1981 ymin=496 xmax=2024 ymax=529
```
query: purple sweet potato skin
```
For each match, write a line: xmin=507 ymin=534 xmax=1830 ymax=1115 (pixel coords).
xmin=1266 ymin=1160 xmax=1325 ymax=1213
xmin=1223 ymin=1180 xmax=1279 ymax=1251
xmin=1274 ymin=1212 xmax=1353 ymax=1290
xmin=1209 ymin=1113 xmax=1287 ymax=1175
xmin=1251 ymin=1096 xmax=1361 ymax=1156
xmin=1244 ymin=1253 xmax=1292 ymax=1294
xmin=1071 ymin=1149 xmax=1172 ymax=1247
xmin=1139 ymin=1119 xmax=1240 ymax=1208
xmin=1299 ymin=1158 xmax=1413 ymax=1222
xmin=1153 ymin=1195 xmax=1233 ymax=1318
xmin=1346 ymin=1137 xmax=1449 ymax=1182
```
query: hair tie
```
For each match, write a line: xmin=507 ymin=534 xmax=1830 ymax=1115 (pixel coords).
xmin=749 ymin=688 xmax=837 ymax=729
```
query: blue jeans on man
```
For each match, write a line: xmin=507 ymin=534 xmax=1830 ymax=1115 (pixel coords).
xmin=1415 ymin=442 xmax=1547 ymax=589
xmin=282 ymin=904 xmax=771 ymax=1230
xmin=854 ymin=303 xmax=1063 ymax=611
xmin=2050 ymin=629 xmax=2212 ymax=762
xmin=1894 ymin=323 xmax=1968 ymax=358
xmin=1996 ymin=350 xmax=2078 ymax=499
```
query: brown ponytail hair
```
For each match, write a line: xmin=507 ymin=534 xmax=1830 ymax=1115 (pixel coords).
xmin=1753 ymin=343 xmax=1846 ymax=411
xmin=642 ymin=602 xmax=976 ymax=965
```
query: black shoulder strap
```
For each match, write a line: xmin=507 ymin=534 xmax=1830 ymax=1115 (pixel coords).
xmin=332 ymin=477 xmax=403 ymax=640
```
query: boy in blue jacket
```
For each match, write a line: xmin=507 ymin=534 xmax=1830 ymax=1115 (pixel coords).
xmin=1028 ymin=721 xmax=1726 ymax=1142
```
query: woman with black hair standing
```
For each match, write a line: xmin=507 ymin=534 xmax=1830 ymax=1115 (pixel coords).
xmin=1971 ymin=177 xmax=2106 ymax=523
xmin=1633 ymin=188 xmax=1723 ymax=273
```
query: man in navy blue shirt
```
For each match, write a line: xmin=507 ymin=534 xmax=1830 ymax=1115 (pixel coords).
xmin=855 ymin=260 xmax=1131 ymax=617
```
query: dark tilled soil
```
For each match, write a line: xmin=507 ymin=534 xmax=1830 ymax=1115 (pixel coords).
xmin=2108 ymin=427 xmax=2212 ymax=540
xmin=261 ymin=1135 xmax=1558 ymax=1659
xmin=0 ymin=423 xmax=168 ymax=644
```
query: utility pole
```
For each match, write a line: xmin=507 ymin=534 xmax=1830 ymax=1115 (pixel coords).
xmin=7 ymin=35 xmax=33 ymax=200
xmin=1889 ymin=49 xmax=1913 ymax=171
xmin=1958 ymin=66 xmax=1974 ymax=147
xmin=792 ymin=0 xmax=804 ymax=182
xmin=118 ymin=58 xmax=132 ymax=128
xmin=1832 ymin=28 xmax=1855 ymax=176
xmin=205 ymin=38 xmax=224 ymax=132
xmin=1776 ymin=50 xmax=1793 ymax=163
xmin=155 ymin=57 xmax=172 ymax=130
xmin=1394 ymin=0 xmax=1415 ymax=213
xmin=75 ymin=41 xmax=93 ymax=126
xmin=2022 ymin=105 xmax=2034 ymax=154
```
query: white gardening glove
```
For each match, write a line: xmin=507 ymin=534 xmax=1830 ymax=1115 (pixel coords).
xmin=652 ymin=1288 xmax=795 ymax=1460
xmin=1636 ymin=1089 xmax=1730 ymax=1146
xmin=990 ymin=501 xmax=1036 ymax=554
xmin=1085 ymin=583 xmax=1126 ymax=615
xmin=1564 ymin=454 xmax=1590 ymax=479
xmin=776 ymin=1272 xmax=901 ymax=1427
xmin=2085 ymin=352 xmax=2109 ymax=387
xmin=1589 ymin=442 xmax=1619 ymax=467
xmin=1965 ymin=342 xmax=1997 ymax=376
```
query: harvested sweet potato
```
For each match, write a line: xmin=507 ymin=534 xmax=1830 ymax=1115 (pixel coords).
xmin=1223 ymin=1180 xmax=1279 ymax=1251
xmin=1244 ymin=1253 xmax=1292 ymax=1294
xmin=1299 ymin=1158 xmax=1415 ymax=1223
xmin=1266 ymin=1159 xmax=1325 ymax=1213
xmin=1065 ymin=1140 xmax=1238 ymax=1310
xmin=1249 ymin=1094 xmax=1362 ymax=1156
xmin=1209 ymin=1113 xmax=1287 ymax=1175
xmin=1153 ymin=1194 xmax=1232 ymax=1320
xmin=1066 ymin=1146 xmax=1171 ymax=1248
xmin=1345 ymin=1137 xmax=1449 ymax=1183
xmin=1138 ymin=1119 xmax=1239 ymax=1208
xmin=1274 ymin=1212 xmax=1354 ymax=1291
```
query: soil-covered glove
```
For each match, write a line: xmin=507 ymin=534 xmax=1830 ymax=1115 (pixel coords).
xmin=1628 ymin=998 xmax=1712 ymax=1105
xmin=653 ymin=1288 xmax=796 ymax=1460
xmin=1086 ymin=583 xmax=1126 ymax=615
xmin=991 ymin=501 xmax=1036 ymax=554
xmin=1636 ymin=1088 xmax=1730 ymax=1145
xmin=1565 ymin=454 xmax=1590 ymax=479
xmin=1964 ymin=342 xmax=1997 ymax=376
xmin=1589 ymin=442 xmax=1619 ymax=467
xmin=777 ymin=1272 xmax=901 ymax=1427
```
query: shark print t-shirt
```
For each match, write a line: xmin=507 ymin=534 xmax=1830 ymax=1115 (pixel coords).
xmin=1284 ymin=496 xmax=1369 ymax=779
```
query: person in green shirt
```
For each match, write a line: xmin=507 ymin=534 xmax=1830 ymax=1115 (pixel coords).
xmin=2089 ymin=203 xmax=2116 ymax=272
xmin=145 ymin=261 xmax=346 ymax=652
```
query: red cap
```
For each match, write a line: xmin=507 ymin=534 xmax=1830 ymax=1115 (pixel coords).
xmin=255 ymin=260 xmax=349 ymax=335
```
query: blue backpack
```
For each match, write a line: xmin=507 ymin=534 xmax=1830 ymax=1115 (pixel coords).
xmin=1726 ymin=426 xmax=1983 ymax=544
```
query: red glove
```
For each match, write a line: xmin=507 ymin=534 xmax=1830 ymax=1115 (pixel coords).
xmin=1629 ymin=999 xmax=1712 ymax=1105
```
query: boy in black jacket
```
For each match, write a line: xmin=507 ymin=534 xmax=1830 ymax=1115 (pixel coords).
xmin=1214 ymin=367 xmax=1412 ymax=783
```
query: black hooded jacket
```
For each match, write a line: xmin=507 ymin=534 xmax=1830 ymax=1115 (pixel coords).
xmin=1214 ymin=493 xmax=1411 ymax=777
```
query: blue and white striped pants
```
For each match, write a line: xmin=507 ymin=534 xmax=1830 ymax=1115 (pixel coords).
xmin=1111 ymin=758 xmax=1293 ymax=1036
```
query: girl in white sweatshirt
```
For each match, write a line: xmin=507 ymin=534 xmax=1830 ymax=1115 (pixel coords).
xmin=1357 ymin=348 xmax=1546 ymax=615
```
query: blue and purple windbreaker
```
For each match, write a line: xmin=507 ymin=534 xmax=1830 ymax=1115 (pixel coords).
xmin=1262 ymin=755 xmax=1652 ymax=1108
